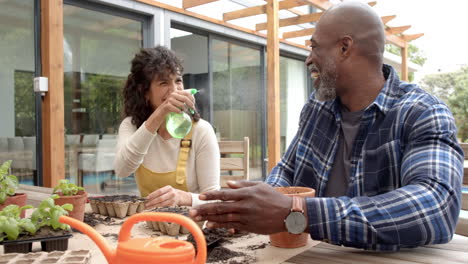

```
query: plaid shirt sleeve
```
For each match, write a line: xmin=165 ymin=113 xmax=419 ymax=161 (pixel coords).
xmin=304 ymin=103 xmax=464 ymax=251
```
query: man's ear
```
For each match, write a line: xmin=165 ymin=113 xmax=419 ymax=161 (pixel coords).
xmin=340 ymin=36 xmax=353 ymax=57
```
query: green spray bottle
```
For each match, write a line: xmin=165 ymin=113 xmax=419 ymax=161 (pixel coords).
xmin=165 ymin=88 xmax=198 ymax=139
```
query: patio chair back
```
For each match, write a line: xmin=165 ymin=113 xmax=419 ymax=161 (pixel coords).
xmin=218 ymin=137 xmax=249 ymax=188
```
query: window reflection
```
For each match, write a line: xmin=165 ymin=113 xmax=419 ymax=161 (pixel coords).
xmin=63 ymin=4 xmax=143 ymax=194
xmin=212 ymin=39 xmax=263 ymax=180
xmin=0 ymin=0 xmax=36 ymax=185
xmin=280 ymin=56 xmax=308 ymax=155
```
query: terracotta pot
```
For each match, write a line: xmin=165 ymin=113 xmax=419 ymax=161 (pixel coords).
xmin=269 ymin=186 xmax=315 ymax=248
xmin=54 ymin=191 xmax=87 ymax=221
xmin=0 ymin=193 xmax=28 ymax=218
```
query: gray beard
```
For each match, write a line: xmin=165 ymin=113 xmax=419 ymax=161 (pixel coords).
xmin=314 ymin=60 xmax=337 ymax=102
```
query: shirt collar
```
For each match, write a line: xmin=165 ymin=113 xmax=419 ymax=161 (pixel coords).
xmin=368 ymin=64 xmax=402 ymax=115
xmin=316 ymin=64 xmax=402 ymax=117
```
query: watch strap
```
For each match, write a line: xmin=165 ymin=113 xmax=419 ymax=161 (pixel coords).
xmin=291 ymin=196 xmax=304 ymax=213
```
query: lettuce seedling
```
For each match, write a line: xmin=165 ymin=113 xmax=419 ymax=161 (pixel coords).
xmin=30 ymin=194 xmax=73 ymax=231
xmin=0 ymin=205 xmax=35 ymax=242
xmin=0 ymin=160 xmax=19 ymax=204
xmin=53 ymin=179 xmax=84 ymax=196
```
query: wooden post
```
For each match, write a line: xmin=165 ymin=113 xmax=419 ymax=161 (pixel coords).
xmin=401 ymin=42 xmax=408 ymax=81
xmin=41 ymin=0 xmax=65 ymax=187
xmin=266 ymin=0 xmax=280 ymax=173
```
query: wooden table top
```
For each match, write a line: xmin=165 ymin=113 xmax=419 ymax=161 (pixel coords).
xmin=283 ymin=235 xmax=468 ymax=264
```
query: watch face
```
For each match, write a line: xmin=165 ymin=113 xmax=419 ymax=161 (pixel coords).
xmin=285 ymin=211 xmax=307 ymax=234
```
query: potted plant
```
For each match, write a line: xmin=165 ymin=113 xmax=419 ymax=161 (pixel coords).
xmin=0 ymin=160 xmax=27 ymax=218
xmin=0 ymin=195 xmax=73 ymax=253
xmin=53 ymin=179 xmax=87 ymax=221
xmin=269 ymin=186 xmax=315 ymax=248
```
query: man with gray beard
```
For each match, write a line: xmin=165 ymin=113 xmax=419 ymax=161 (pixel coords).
xmin=190 ymin=1 xmax=464 ymax=251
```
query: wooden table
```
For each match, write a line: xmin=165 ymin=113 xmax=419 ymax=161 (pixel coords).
xmin=283 ymin=235 xmax=468 ymax=264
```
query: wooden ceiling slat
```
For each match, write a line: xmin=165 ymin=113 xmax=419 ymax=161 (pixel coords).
xmin=283 ymin=27 xmax=315 ymax=39
xmin=388 ymin=25 xmax=411 ymax=35
xmin=256 ymin=12 xmax=322 ymax=31
xmin=303 ymin=0 xmax=333 ymax=11
xmin=183 ymin=0 xmax=218 ymax=9
xmin=381 ymin=15 xmax=396 ymax=24
xmin=403 ymin=33 xmax=424 ymax=41
xmin=223 ymin=0 xmax=306 ymax=22
xmin=385 ymin=31 xmax=405 ymax=47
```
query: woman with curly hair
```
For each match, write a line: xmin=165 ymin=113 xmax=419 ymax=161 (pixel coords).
xmin=114 ymin=46 xmax=220 ymax=208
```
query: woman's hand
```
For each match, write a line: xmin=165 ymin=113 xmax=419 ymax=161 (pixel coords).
xmin=155 ymin=89 xmax=195 ymax=118
xmin=144 ymin=185 xmax=192 ymax=209
xmin=145 ymin=90 xmax=196 ymax=134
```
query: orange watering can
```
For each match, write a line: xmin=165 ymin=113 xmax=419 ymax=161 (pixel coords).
xmin=59 ymin=212 xmax=206 ymax=264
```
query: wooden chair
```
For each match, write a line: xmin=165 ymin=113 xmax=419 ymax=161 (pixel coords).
xmin=219 ymin=137 xmax=249 ymax=188
xmin=456 ymin=143 xmax=468 ymax=236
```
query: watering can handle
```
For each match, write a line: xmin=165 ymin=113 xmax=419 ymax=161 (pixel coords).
xmin=119 ymin=212 xmax=207 ymax=264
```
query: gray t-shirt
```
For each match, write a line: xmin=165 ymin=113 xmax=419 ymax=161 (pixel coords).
xmin=324 ymin=106 xmax=363 ymax=197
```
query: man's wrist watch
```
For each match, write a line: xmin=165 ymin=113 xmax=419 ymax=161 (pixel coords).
xmin=284 ymin=196 xmax=307 ymax=234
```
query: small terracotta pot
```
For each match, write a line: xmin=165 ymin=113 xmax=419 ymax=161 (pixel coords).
xmin=54 ymin=191 xmax=87 ymax=221
xmin=0 ymin=193 xmax=28 ymax=218
xmin=269 ymin=186 xmax=315 ymax=248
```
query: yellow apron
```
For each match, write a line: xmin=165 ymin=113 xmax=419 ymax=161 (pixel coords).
xmin=135 ymin=124 xmax=194 ymax=197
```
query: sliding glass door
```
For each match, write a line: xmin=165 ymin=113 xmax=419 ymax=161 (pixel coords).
xmin=0 ymin=0 xmax=41 ymax=185
xmin=63 ymin=1 xmax=149 ymax=194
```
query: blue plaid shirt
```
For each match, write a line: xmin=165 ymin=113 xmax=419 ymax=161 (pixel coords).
xmin=266 ymin=64 xmax=464 ymax=251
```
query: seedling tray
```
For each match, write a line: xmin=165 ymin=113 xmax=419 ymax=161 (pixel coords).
xmin=88 ymin=195 xmax=145 ymax=219
xmin=145 ymin=206 xmax=205 ymax=236
xmin=0 ymin=249 xmax=90 ymax=264
xmin=0 ymin=233 xmax=73 ymax=254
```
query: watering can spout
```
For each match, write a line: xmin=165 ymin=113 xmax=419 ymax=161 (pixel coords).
xmin=59 ymin=215 xmax=116 ymax=263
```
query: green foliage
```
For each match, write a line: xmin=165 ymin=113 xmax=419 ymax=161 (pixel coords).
xmin=420 ymin=66 xmax=468 ymax=141
xmin=30 ymin=194 xmax=73 ymax=231
xmin=0 ymin=160 xmax=19 ymax=204
xmin=53 ymin=179 xmax=84 ymax=196
xmin=385 ymin=43 xmax=427 ymax=66
xmin=0 ymin=196 xmax=73 ymax=242
xmin=0 ymin=205 xmax=35 ymax=242
xmin=385 ymin=44 xmax=427 ymax=82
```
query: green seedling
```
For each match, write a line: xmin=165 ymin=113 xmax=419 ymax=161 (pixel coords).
xmin=0 ymin=195 xmax=73 ymax=242
xmin=0 ymin=205 xmax=35 ymax=242
xmin=53 ymin=179 xmax=84 ymax=196
xmin=30 ymin=194 xmax=73 ymax=230
xmin=0 ymin=160 xmax=19 ymax=204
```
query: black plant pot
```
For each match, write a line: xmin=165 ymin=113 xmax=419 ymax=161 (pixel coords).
xmin=3 ymin=242 xmax=33 ymax=254
xmin=1 ymin=232 xmax=72 ymax=254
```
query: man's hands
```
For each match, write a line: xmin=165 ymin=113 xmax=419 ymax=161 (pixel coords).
xmin=189 ymin=181 xmax=292 ymax=235
xmin=145 ymin=185 xmax=192 ymax=208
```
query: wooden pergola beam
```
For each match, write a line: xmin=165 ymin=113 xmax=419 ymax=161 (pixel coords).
xmin=388 ymin=25 xmax=411 ymax=35
xmin=385 ymin=31 xmax=405 ymax=48
xmin=41 ymin=0 xmax=65 ymax=187
xmin=256 ymin=12 xmax=322 ymax=31
xmin=304 ymin=0 xmax=375 ymax=11
xmin=381 ymin=15 xmax=396 ymax=24
xmin=303 ymin=0 xmax=333 ymax=11
xmin=266 ymin=0 xmax=280 ymax=173
xmin=183 ymin=0 xmax=218 ymax=9
xmin=403 ymin=33 xmax=424 ymax=42
xmin=401 ymin=42 xmax=408 ymax=81
xmin=224 ymin=0 xmax=306 ymax=22
xmin=283 ymin=27 xmax=315 ymax=39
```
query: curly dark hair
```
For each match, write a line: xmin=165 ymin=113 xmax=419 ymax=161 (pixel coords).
xmin=122 ymin=46 xmax=200 ymax=128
